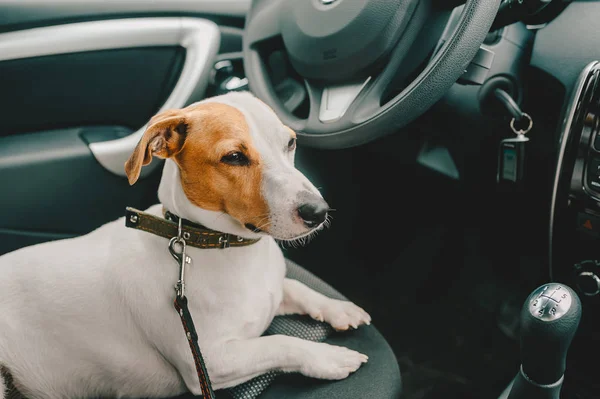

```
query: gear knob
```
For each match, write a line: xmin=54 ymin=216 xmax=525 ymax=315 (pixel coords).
xmin=520 ymin=283 xmax=581 ymax=385
xmin=505 ymin=283 xmax=581 ymax=399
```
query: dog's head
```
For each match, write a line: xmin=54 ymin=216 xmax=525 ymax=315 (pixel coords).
xmin=125 ymin=92 xmax=329 ymax=241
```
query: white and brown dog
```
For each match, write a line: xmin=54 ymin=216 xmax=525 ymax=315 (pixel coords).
xmin=0 ymin=92 xmax=370 ymax=399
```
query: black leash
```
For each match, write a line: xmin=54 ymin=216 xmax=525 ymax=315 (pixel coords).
xmin=126 ymin=209 xmax=227 ymax=398
xmin=173 ymin=295 xmax=216 ymax=398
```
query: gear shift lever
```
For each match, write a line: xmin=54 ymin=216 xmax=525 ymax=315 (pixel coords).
xmin=505 ymin=283 xmax=581 ymax=399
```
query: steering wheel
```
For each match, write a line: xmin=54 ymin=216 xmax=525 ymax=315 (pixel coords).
xmin=243 ymin=0 xmax=501 ymax=149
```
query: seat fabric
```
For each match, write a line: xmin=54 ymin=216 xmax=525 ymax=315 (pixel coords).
xmin=209 ymin=259 xmax=402 ymax=399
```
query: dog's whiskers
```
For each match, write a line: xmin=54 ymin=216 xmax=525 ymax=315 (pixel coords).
xmin=276 ymin=216 xmax=331 ymax=248
xmin=253 ymin=215 xmax=272 ymax=231
xmin=323 ymin=214 xmax=333 ymax=229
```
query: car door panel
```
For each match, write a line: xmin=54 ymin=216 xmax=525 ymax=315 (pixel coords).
xmin=0 ymin=47 xmax=184 ymax=137
xmin=0 ymin=126 xmax=162 ymax=255
xmin=0 ymin=0 xmax=249 ymax=32
xmin=0 ymin=11 xmax=224 ymax=255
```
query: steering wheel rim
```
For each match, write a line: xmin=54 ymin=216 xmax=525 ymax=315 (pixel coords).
xmin=243 ymin=0 xmax=502 ymax=149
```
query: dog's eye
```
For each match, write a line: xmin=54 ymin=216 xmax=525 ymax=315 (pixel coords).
xmin=221 ymin=151 xmax=250 ymax=166
xmin=287 ymin=138 xmax=296 ymax=151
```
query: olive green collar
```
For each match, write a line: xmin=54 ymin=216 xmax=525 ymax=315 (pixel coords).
xmin=125 ymin=207 xmax=260 ymax=249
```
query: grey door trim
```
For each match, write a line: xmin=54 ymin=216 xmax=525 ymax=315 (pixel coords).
xmin=0 ymin=17 xmax=221 ymax=178
xmin=0 ymin=0 xmax=250 ymax=26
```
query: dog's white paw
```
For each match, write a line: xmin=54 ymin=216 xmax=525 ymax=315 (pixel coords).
xmin=299 ymin=342 xmax=368 ymax=380
xmin=308 ymin=299 xmax=371 ymax=331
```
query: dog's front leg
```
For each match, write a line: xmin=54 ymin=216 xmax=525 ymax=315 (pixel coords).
xmin=277 ymin=278 xmax=371 ymax=331
xmin=207 ymin=335 xmax=367 ymax=389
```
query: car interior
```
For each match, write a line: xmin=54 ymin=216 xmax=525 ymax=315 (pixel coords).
xmin=1 ymin=0 xmax=599 ymax=398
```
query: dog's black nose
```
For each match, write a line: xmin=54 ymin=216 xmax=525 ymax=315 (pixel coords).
xmin=297 ymin=200 xmax=329 ymax=227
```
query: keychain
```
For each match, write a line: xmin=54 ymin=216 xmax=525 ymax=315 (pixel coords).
xmin=497 ymin=113 xmax=533 ymax=184
xmin=494 ymin=87 xmax=534 ymax=185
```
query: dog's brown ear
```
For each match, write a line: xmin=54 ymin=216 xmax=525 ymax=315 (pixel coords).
xmin=124 ymin=113 xmax=188 ymax=185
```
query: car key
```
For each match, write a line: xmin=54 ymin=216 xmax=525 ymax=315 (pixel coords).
xmin=497 ymin=113 xmax=533 ymax=185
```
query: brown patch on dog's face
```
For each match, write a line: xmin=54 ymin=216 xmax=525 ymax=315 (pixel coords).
xmin=175 ymin=103 xmax=270 ymax=230
xmin=125 ymin=102 xmax=270 ymax=231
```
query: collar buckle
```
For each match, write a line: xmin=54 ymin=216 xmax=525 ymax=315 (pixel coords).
xmin=218 ymin=234 xmax=230 ymax=249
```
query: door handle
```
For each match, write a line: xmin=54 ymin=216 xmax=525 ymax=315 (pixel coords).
xmin=0 ymin=17 xmax=220 ymax=178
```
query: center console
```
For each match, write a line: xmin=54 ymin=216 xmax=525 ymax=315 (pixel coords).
xmin=549 ymin=60 xmax=600 ymax=398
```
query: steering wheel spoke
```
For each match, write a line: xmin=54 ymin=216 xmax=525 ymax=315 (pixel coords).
xmin=346 ymin=59 xmax=416 ymax=126
xmin=302 ymin=1 xmax=434 ymax=133
xmin=302 ymin=79 xmax=370 ymax=128
xmin=337 ymin=1 xmax=433 ymax=126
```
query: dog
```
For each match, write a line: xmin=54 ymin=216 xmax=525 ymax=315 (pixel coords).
xmin=0 ymin=91 xmax=371 ymax=399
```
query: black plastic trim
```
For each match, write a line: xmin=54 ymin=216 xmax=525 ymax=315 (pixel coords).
xmin=0 ymin=47 xmax=184 ymax=137
xmin=0 ymin=127 xmax=161 ymax=254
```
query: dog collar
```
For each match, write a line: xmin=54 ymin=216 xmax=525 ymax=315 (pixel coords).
xmin=124 ymin=207 xmax=260 ymax=249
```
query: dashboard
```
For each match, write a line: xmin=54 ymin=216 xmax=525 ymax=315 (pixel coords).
xmin=547 ymin=36 xmax=600 ymax=399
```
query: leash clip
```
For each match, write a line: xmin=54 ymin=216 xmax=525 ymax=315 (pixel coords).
xmin=169 ymin=218 xmax=191 ymax=298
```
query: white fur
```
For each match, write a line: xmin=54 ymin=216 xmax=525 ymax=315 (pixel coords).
xmin=0 ymin=92 xmax=370 ymax=399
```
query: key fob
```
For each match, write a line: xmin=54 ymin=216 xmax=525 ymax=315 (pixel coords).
xmin=497 ymin=135 xmax=529 ymax=184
